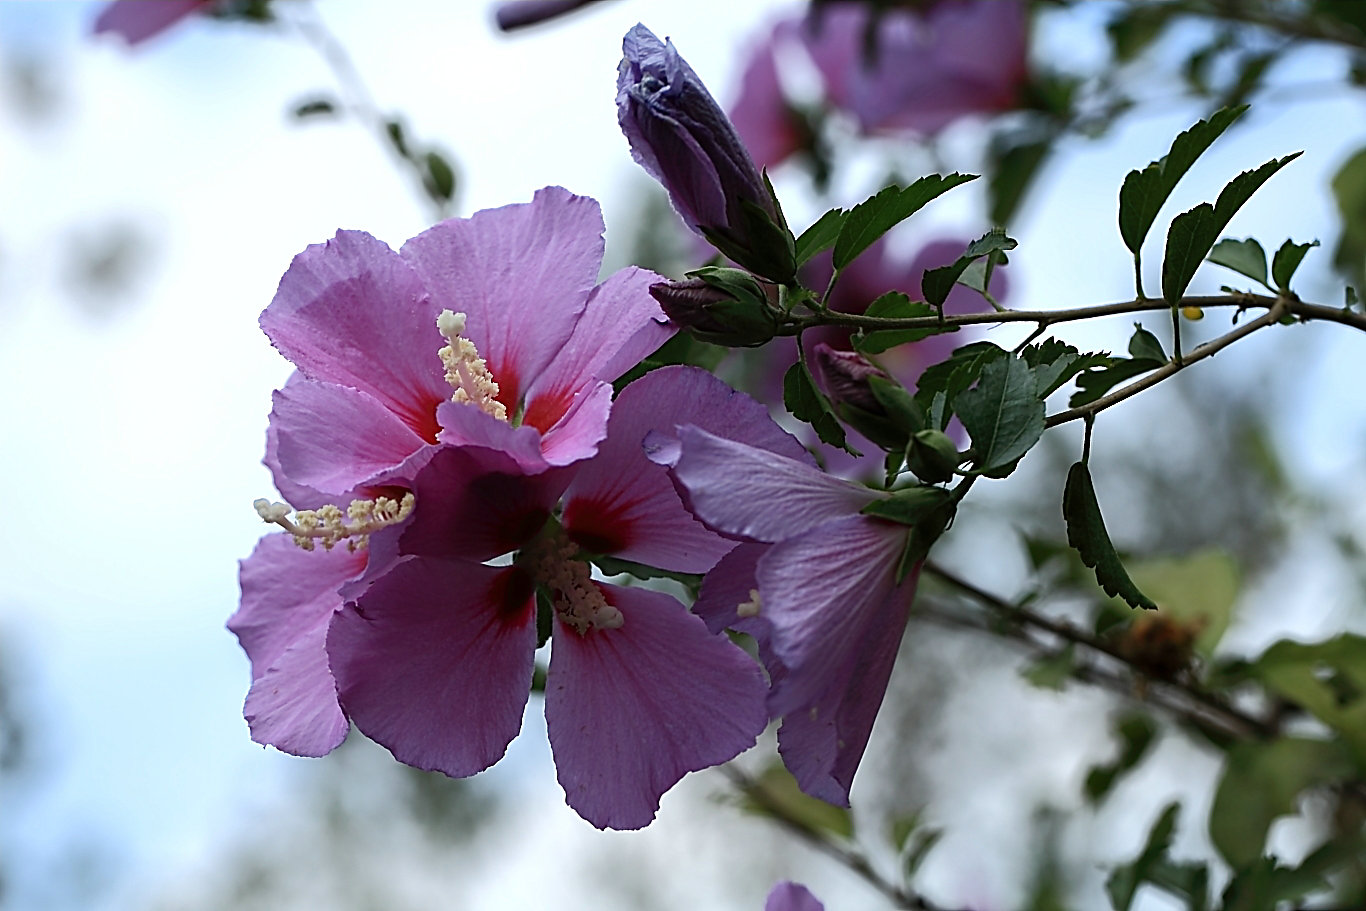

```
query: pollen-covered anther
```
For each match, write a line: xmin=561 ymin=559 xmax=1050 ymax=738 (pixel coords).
xmin=254 ymin=493 xmax=415 ymax=552
xmin=437 ymin=309 xmax=508 ymax=422
xmin=525 ymin=535 xmax=623 ymax=635
xmin=736 ymin=588 xmax=762 ymax=618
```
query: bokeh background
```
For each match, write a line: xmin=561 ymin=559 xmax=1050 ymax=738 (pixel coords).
xmin=2 ymin=2 xmax=1364 ymax=909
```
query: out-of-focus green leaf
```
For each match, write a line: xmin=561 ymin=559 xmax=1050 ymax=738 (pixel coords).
xmin=1085 ymin=713 xmax=1158 ymax=804
xmin=989 ymin=137 xmax=1051 ymax=226
xmin=1219 ymin=856 xmax=1330 ymax=911
xmin=1114 ymin=550 xmax=1239 ymax=657
xmin=1023 ymin=644 xmax=1076 ymax=691
xmin=423 ymin=150 xmax=457 ymax=203
xmin=834 ymin=173 xmax=977 ymax=270
xmin=736 ymin=764 xmax=853 ymax=839
xmin=1107 ymin=803 xmax=1210 ymax=911
xmin=1107 ymin=3 xmax=1180 ymax=61
xmin=1119 ymin=106 xmax=1247 ymax=257
xmin=1210 ymin=737 xmax=1354 ymax=867
xmin=1207 ymin=237 xmax=1269 ymax=287
xmin=955 ymin=353 xmax=1045 ymax=475
xmin=1063 ymin=462 xmax=1157 ymax=611
xmin=1331 ymin=147 xmax=1366 ymax=288
xmin=1271 ymin=238 xmax=1319 ymax=292
xmin=292 ymin=96 xmax=338 ymax=119
xmin=1162 ymin=153 xmax=1302 ymax=305
xmin=1238 ymin=634 xmax=1366 ymax=765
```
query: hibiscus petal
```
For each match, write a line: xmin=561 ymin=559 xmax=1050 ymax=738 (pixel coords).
xmin=230 ymin=533 xmax=367 ymax=678
xmin=693 ymin=541 xmax=769 ymax=635
xmin=329 ymin=559 xmax=538 ymax=778
xmin=260 ymin=230 xmax=449 ymax=443
xmin=765 ymin=882 xmax=826 ymax=911
xmin=268 ymin=379 xmax=429 ymax=504
xmin=522 ymin=265 xmax=672 ymax=435
xmin=93 ymin=0 xmax=210 ymax=45
xmin=661 ymin=426 xmax=876 ymax=543
xmin=396 ymin=446 xmax=572 ymax=562
xmin=774 ymin=564 xmax=918 ymax=805
xmin=545 ymin=583 xmax=768 ymax=829
xmin=401 ymin=187 xmax=605 ymax=410
xmin=758 ymin=515 xmax=911 ymax=715
xmin=243 ymin=622 xmax=349 ymax=757
xmin=564 ymin=366 xmax=810 ymax=572
xmin=436 ymin=400 xmax=554 ymax=473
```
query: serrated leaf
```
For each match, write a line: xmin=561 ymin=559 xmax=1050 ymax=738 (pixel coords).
xmin=1021 ymin=340 xmax=1113 ymax=398
xmin=784 ymin=360 xmax=856 ymax=454
xmin=1210 ymin=738 xmax=1354 ymax=867
xmin=1119 ymin=106 xmax=1247 ymax=256
xmin=922 ymin=228 xmax=1017 ymax=308
xmin=955 ymin=354 xmax=1046 ymax=474
xmin=834 ymin=173 xmax=977 ymax=269
xmin=1069 ymin=356 xmax=1162 ymax=407
xmin=852 ymin=293 xmax=952 ymax=355
xmin=915 ymin=342 xmax=1008 ymax=430
xmin=794 ymin=207 xmax=848 ymax=267
xmin=1270 ymin=238 xmax=1319 ymax=292
xmin=1162 ymin=153 xmax=1302 ymax=304
xmin=1063 ymin=462 xmax=1157 ymax=610
xmin=1207 ymin=237 xmax=1269 ymax=287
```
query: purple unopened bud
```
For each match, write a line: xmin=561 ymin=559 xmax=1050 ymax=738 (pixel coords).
xmin=811 ymin=342 xmax=924 ymax=452
xmin=618 ymin=24 xmax=797 ymax=282
xmin=812 ymin=344 xmax=885 ymax=412
xmin=493 ymin=1 xmax=599 ymax=32
xmin=649 ymin=269 xmax=778 ymax=347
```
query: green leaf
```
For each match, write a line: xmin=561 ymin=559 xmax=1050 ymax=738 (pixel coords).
xmin=1238 ymin=634 xmax=1366 ymax=765
xmin=1020 ymin=340 xmax=1113 ymax=398
xmin=989 ymin=137 xmax=1051 ymax=226
xmin=1120 ymin=550 xmax=1238 ymax=657
xmin=903 ymin=827 xmax=944 ymax=881
xmin=613 ymin=332 xmax=725 ymax=393
xmin=1126 ymin=325 xmax=1168 ymax=362
xmin=1085 ymin=713 xmax=1158 ymax=804
xmin=1106 ymin=803 xmax=1182 ymax=911
xmin=955 ymin=354 xmax=1046 ymax=474
xmin=587 ymin=555 xmax=703 ymax=592
xmin=1270 ymin=238 xmax=1319 ymax=292
xmin=292 ymin=96 xmax=338 ymax=119
xmin=1069 ymin=326 xmax=1167 ymax=407
xmin=794 ymin=207 xmax=848 ymax=267
xmin=921 ymin=228 xmax=1017 ymax=308
xmin=1023 ymin=644 xmax=1076 ymax=691
xmin=834 ymin=173 xmax=977 ymax=270
xmin=423 ymin=151 xmax=457 ymax=203
xmin=852 ymin=293 xmax=953 ymax=355
xmin=1162 ymin=153 xmax=1303 ymax=305
xmin=736 ymin=764 xmax=853 ymax=839
xmin=1350 ymin=285 xmax=1361 ymax=311
xmin=1219 ymin=856 xmax=1330 ymax=911
xmin=1209 ymin=737 xmax=1354 ymax=867
xmin=1207 ymin=237 xmax=1269 ymax=288
xmin=784 ymin=360 xmax=856 ymax=454
xmin=1063 ymin=462 xmax=1157 ymax=611
xmin=1119 ymin=106 xmax=1247 ymax=256
xmin=1331 ymin=147 xmax=1366 ymax=288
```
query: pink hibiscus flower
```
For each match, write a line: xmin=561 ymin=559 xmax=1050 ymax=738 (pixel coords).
xmin=231 ymin=186 xmax=670 ymax=758
xmin=93 ymin=0 xmax=216 ymax=46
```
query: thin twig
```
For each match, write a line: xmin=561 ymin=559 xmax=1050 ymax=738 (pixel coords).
xmin=719 ymin=766 xmax=965 ymax=911
xmin=922 ymin=563 xmax=1278 ymax=740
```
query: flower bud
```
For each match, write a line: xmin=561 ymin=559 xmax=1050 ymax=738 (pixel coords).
xmin=618 ymin=24 xmax=797 ymax=282
xmin=649 ymin=268 xmax=779 ymax=347
xmin=906 ymin=428 xmax=960 ymax=485
xmin=811 ymin=343 xmax=923 ymax=452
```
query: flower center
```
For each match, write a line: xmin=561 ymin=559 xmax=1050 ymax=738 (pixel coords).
xmin=254 ymin=494 xmax=415 ymax=552
xmin=521 ymin=529 xmax=623 ymax=635
xmin=437 ymin=310 xmax=508 ymax=422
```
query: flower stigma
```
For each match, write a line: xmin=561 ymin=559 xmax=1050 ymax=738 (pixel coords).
xmin=736 ymin=588 xmax=762 ymax=618
xmin=437 ymin=310 xmax=508 ymax=421
xmin=253 ymin=494 xmax=415 ymax=552
xmin=521 ymin=528 xmax=624 ymax=635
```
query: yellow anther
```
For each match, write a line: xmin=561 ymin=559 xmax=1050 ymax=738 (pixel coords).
xmin=437 ymin=309 xmax=508 ymax=422
xmin=736 ymin=589 xmax=762 ymax=618
xmin=254 ymin=493 xmax=415 ymax=552
xmin=522 ymin=532 xmax=623 ymax=635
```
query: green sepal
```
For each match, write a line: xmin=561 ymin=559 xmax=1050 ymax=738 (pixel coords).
xmin=860 ymin=485 xmax=953 ymax=527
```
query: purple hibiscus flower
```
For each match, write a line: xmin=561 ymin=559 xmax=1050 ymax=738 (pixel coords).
xmin=650 ymin=424 xmax=923 ymax=805
xmin=94 ymin=0 xmax=216 ymax=46
xmin=731 ymin=1 xmax=1029 ymax=168
xmin=325 ymin=365 xmax=811 ymax=829
xmin=767 ymin=882 xmax=826 ymax=911
xmin=231 ymin=186 xmax=670 ymax=758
